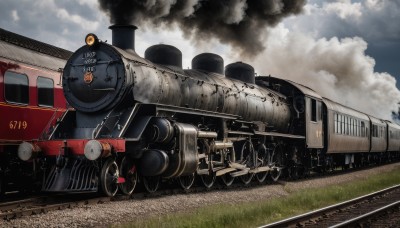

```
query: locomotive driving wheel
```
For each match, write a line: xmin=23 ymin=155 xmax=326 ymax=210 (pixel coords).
xmin=142 ymin=176 xmax=160 ymax=193
xmin=220 ymin=173 xmax=235 ymax=186
xmin=238 ymin=140 xmax=255 ymax=185
xmin=268 ymin=144 xmax=284 ymax=182
xmin=178 ymin=174 xmax=195 ymax=190
xmin=255 ymin=170 xmax=268 ymax=183
xmin=198 ymin=140 xmax=216 ymax=189
xmin=0 ymin=175 xmax=3 ymax=196
xmin=255 ymin=144 xmax=268 ymax=183
xmin=288 ymin=165 xmax=300 ymax=180
xmin=200 ymin=172 xmax=216 ymax=189
xmin=100 ymin=158 xmax=119 ymax=197
xmin=240 ymin=173 xmax=253 ymax=185
xmin=219 ymin=148 xmax=235 ymax=187
xmin=119 ymin=157 xmax=138 ymax=196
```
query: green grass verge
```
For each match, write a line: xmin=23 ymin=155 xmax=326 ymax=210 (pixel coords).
xmin=115 ymin=167 xmax=400 ymax=228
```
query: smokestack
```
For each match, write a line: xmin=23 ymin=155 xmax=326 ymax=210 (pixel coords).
xmin=108 ymin=24 xmax=137 ymax=51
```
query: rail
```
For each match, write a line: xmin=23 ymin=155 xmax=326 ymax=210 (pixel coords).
xmin=260 ymin=184 xmax=400 ymax=228
xmin=330 ymin=200 xmax=400 ymax=228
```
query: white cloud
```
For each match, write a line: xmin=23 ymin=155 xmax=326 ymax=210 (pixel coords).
xmin=323 ymin=0 xmax=362 ymax=19
xmin=249 ymin=24 xmax=400 ymax=120
xmin=56 ymin=8 xmax=99 ymax=31
xmin=77 ymin=0 xmax=98 ymax=6
xmin=62 ymin=28 xmax=69 ymax=35
xmin=11 ymin=10 xmax=19 ymax=21
xmin=366 ymin=0 xmax=385 ymax=10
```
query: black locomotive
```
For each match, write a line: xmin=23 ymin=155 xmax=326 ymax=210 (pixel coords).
xmin=21 ymin=25 xmax=400 ymax=196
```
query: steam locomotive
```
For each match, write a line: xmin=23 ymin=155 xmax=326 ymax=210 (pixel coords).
xmin=20 ymin=25 xmax=400 ymax=197
xmin=0 ymin=28 xmax=70 ymax=195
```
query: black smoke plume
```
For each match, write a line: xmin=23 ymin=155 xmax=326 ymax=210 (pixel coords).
xmin=98 ymin=0 xmax=306 ymax=56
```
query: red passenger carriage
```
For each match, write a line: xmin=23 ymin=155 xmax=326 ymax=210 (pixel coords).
xmin=0 ymin=28 xmax=71 ymax=194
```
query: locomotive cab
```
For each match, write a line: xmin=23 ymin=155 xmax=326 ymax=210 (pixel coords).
xmin=256 ymin=77 xmax=325 ymax=172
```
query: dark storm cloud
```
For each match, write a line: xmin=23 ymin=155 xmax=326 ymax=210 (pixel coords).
xmin=98 ymin=0 xmax=306 ymax=56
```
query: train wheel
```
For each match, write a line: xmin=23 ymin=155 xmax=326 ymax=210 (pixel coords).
xmin=288 ymin=165 xmax=299 ymax=180
xmin=0 ymin=175 xmax=3 ymax=197
xmin=240 ymin=173 xmax=254 ymax=185
xmin=143 ymin=176 xmax=160 ymax=193
xmin=100 ymin=159 xmax=119 ymax=197
xmin=237 ymin=140 xmax=255 ymax=185
xmin=255 ymin=171 xmax=268 ymax=183
xmin=178 ymin=174 xmax=195 ymax=190
xmin=268 ymin=145 xmax=283 ymax=182
xmin=219 ymin=173 xmax=235 ymax=187
xmin=270 ymin=168 xmax=282 ymax=182
xmin=119 ymin=157 xmax=138 ymax=196
xmin=200 ymin=173 xmax=216 ymax=189
xmin=255 ymin=144 xmax=268 ymax=183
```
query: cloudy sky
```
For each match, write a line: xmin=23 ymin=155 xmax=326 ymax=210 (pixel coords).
xmin=1 ymin=0 xmax=399 ymax=120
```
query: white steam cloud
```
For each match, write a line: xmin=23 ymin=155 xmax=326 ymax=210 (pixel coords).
xmin=250 ymin=25 xmax=400 ymax=120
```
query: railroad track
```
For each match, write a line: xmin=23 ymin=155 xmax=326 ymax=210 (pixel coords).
xmin=0 ymin=162 xmax=397 ymax=221
xmin=0 ymin=176 xmax=283 ymax=220
xmin=331 ymin=200 xmax=400 ymax=227
xmin=0 ymin=176 xmax=287 ymax=221
xmin=0 ymin=193 xmax=111 ymax=220
xmin=261 ymin=184 xmax=400 ymax=227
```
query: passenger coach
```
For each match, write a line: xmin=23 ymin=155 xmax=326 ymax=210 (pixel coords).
xmin=0 ymin=28 xmax=71 ymax=194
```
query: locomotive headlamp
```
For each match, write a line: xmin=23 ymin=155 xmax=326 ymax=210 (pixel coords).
xmin=18 ymin=141 xmax=41 ymax=161
xmin=85 ymin=33 xmax=98 ymax=46
xmin=84 ymin=140 xmax=111 ymax=160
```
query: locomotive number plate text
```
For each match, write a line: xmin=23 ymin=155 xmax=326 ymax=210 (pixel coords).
xmin=9 ymin=120 xmax=28 ymax=130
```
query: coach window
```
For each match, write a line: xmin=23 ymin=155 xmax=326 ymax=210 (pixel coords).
xmin=341 ymin=115 xmax=344 ymax=134
xmin=334 ymin=113 xmax=337 ymax=133
xmin=350 ymin=118 xmax=353 ymax=136
xmin=37 ymin=77 xmax=54 ymax=107
xmin=311 ymin=99 xmax=317 ymax=122
xmin=377 ymin=126 xmax=380 ymax=137
xmin=317 ymin=101 xmax=322 ymax=121
xmin=372 ymin=125 xmax=375 ymax=137
xmin=356 ymin=120 xmax=359 ymax=137
xmin=361 ymin=121 xmax=365 ymax=137
xmin=4 ymin=71 xmax=29 ymax=104
xmin=349 ymin=118 xmax=351 ymax=135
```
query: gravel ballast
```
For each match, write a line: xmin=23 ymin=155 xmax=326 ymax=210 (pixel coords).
xmin=2 ymin=163 xmax=400 ymax=228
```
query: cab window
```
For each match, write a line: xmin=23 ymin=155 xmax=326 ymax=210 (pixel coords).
xmin=4 ymin=71 xmax=29 ymax=104
xmin=37 ymin=77 xmax=54 ymax=107
xmin=311 ymin=99 xmax=317 ymax=122
xmin=317 ymin=101 xmax=322 ymax=121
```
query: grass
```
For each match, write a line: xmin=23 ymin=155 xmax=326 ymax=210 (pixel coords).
xmin=115 ymin=166 xmax=400 ymax=228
